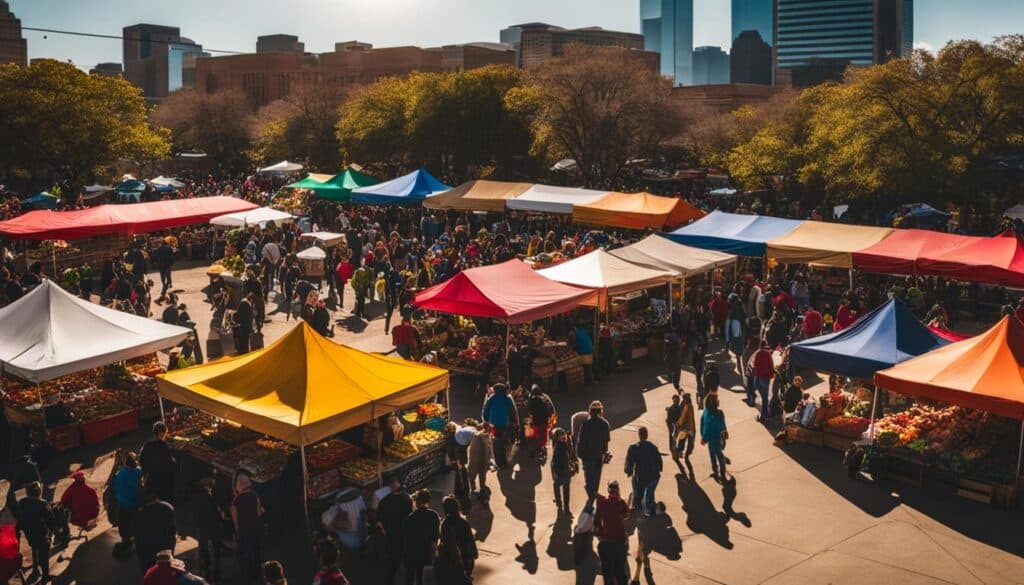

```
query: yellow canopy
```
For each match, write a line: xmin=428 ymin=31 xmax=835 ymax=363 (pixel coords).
xmin=767 ymin=221 xmax=894 ymax=268
xmin=156 ymin=323 xmax=449 ymax=446
xmin=572 ymin=192 xmax=704 ymax=230
xmin=423 ymin=180 xmax=533 ymax=213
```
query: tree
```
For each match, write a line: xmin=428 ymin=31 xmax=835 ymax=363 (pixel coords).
xmin=252 ymin=82 xmax=346 ymax=170
xmin=517 ymin=45 xmax=682 ymax=188
xmin=0 ymin=59 xmax=169 ymax=191
xmin=152 ymin=88 xmax=254 ymax=172
xmin=336 ymin=76 xmax=411 ymax=168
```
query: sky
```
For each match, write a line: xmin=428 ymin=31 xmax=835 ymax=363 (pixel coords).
xmin=9 ymin=0 xmax=1024 ymax=68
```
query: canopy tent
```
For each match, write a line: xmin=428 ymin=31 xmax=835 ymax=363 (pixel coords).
xmin=83 ymin=184 xmax=112 ymax=194
xmin=506 ymin=185 xmax=610 ymax=214
xmin=0 ymin=196 xmax=258 ymax=240
xmin=414 ymin=259 xmax=597 ymax=324
xmin=0 ymin=281 xmax=190 ymax=383
xmin=297 ymin=246 xmax=326 ymax=260
xmin=423 ymin=180 xmax=533 ymax=213
xmin=209 ymin=206 xmax=294 ymax=228
xmin=903 ymin=203 xmax=950 ymax=225
xmin=664 ymin=210 xmax=803 ymax=257
xmin=572 ymin=192 xmax=704 ymax=230
xmin=115 ymin=180 xmax=146 ymax=194
xmin=307 ymin=168 xmax=380 ymax=202
xmin=766 ymin=221 xmax=893 ymax=268
xmin=149 ymin=176 xmax=185 ymax=189
xmin=156 ymin=323 xmax=449 ymax=446
xmin=537 ymin=249 xmax=675 ymax=308
xmin=350 ymin=168 xmax=450 ymax=206
xmin=21 ymin=192 xmax=58 ymax=209
xmin=1004 ymin=203 xmax=1024 ymax=221
xmin=790 ymin=298 xmax=948 ymax=379
xmin=874 ymin=316 xmax=1024 ymax=420
xmin=928 ymin=326 xmax=972 ymax=343
xmin=608 ymin=235 xmax=736 ymax=278
xmin=258 ymin=160 xmax=304 ymax=173
xmin=285 ymin=175 xmax=330 ymax=190
xmin=852 ymin=229 xmax=968 ymax=276
xmin=300 ymin=232 xmax=347 ymax=248
xmin=916 ymin=232 xmax=1024 ymax=288
xmin=708 ymin=188 xmax=737 ymax=196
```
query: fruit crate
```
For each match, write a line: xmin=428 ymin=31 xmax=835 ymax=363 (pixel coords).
xmin=785 ymin=424 xmax=824 ymax=447
xmin=48 ymin=423 xmax=82 ymax=453
xmin=956 ymin=477 xmax=1019 ymax=509
xmin=822 ymin=431 xmax=855 ymax=451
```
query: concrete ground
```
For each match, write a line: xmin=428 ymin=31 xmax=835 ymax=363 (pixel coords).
xmin=10 ymin=262 xmax=1024 ymax=585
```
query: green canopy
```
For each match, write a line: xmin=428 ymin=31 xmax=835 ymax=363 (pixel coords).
xmin=286 ymin=174 xmax=332 ymax=190
xmin=312 ymin=169 xmax=380 ymax=202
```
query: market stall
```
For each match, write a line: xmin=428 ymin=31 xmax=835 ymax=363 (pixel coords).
xmin=506 ymin=185 xmax=610 ymax=214
xmin=572 ymin=191 xmax=704 ymax=231
xmin=299 ymin=231 xmax=347 ymax=248
xmin=766 ymin=221 xmax=894 ymax=269
xmin=608 ymin=235 xmax=737 ymax=299
xmin=350 ymin=168 xmax=450 ymax=206
xmin=258 ymin=160 xmax=304 ymax=173
xmin=156 ymin=323 xmax=450 ymax=505
xmin=286 ymin=174 xmax=334 ymax=189
xmin=302 ymin=168 xmax=380 ymax=202
xmin=664 ymin=210 xmax=803 ymax=257
xmin=209 ymin=206 xmax=294 ymax=228
xmin=423 ymin=180 xmax=533 ymax=213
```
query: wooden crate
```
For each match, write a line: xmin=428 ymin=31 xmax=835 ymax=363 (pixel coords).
xmin=957 ymin=477 xmax=1019 ymax=508
xmin=48 ymin=424 xmax=82 ymax=453
xmin=563 ymin=365 xmax=585 ymax=393
xmin=822 ymin=432 xmax=855 ymax=451
xmin=785 ymin=424 xmax=824 ymax=447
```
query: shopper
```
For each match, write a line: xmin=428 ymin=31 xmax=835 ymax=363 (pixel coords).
xmin=151 ymin=238 xmax=175 ymax=299
xmin=466 ymin=422 xmax=493 ymax=501
xmin=56 ymin=470 xmax=99 ymax=544
xmin=527 ymin=384 xmax=555 ymax=460
xmin=402 ymin=489 xmax=440 ymax=585
xmin=143 ymin=549 xmax=208 ymax=585
xmin=675 ymin=393 xmax=697 ymax=460
xmin=376 ymin=477 xmax=413 ymax=585
xmin=594 ymin=480 xmax=629 ymax=585
xmin=16 ymin=481 xmax=55 ymax=584
xmin=350 ymin=261 xmax=372 ymax=319
xmin=140 ymin=421 xmax=176 ymax=504
xmin=576 ymin=401 xmax=611 ymax=499
xmin=481 ymin=383 xmax=518 ymax=470
xmin=234 ymin=292 xmax=255 ymax=354
xmin=550 ymin=427 xmax=576 ymax=513
xmin=749 ymin=341 xmax=775 ymax=421
xmin=665 ymin=394 xmax=682 ymax=459
xmin=134 ymin=483 xmax=176 ymax=578
xmin=440 ymin=495 xmax=477 ymax=576
xmin=231 ymin=472 xmax=264 ymax=585
xmin=262 ymin=559 xmax=288 ymax=585
xmin=113 ymin=451 xmax=142 ymax=553
xmin=193 ymin=477 xmax=224 ymax=583
xmin=391 ymin=317 xmax=419 ymax=359
xmin=701 ymin=394 xmax=729 ymax=481
xmin=311 ymin=542 xmax=348 ymax=585
xmin=664 ymin=330 xmax=683 ymax=391
xmin=624 ymin=426 xmax=662 ymax=517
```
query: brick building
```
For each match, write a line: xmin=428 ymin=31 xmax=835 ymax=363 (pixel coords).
xmin=671 ymin=82 xmax=778 ymax=113
xmin=440 ymin=43 xmax=514 ymax=72
xmin=502 ymin=23 xmax=653 ymax=69
xmin=0 ymin=0 xmax=27 ymax=67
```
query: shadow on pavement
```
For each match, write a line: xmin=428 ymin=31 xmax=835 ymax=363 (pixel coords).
xmin=675 ymin=472 xmax=733 ymax=549
xmin=545 ymin=512 xmax=575 ymax=571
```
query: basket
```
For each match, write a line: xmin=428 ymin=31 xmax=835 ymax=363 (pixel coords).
xmin=425 ymin=417 xmax=447 ymax=431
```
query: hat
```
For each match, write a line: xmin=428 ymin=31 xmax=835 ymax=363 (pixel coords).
xmin=71 ymin=470 xmax=86 ymax=481
xmin=607 ymin=480 xmax=620 ymax=492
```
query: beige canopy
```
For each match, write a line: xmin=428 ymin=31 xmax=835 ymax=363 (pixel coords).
xmin=608 ymin=235 xmax=736 ymax=278
xmin=423 ymin=180 xmax=533 ymax=213
xmin=537 ymin=249 xmax=675 ymax=308
xmin=767 ymin=221 xmax=894 ymax=268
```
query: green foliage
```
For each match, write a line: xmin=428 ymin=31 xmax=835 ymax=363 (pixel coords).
xmin=251 ymin=83 xmax=345 ymax=169
xmin=151 ymin=88 xmax=254 ymax=172
xmin=0 ymin=59 xmax=170 ymax=190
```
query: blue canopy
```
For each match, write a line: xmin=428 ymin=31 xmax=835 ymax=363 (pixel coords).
xmin=21 ymin=192 xmax=58 ymax=209
xmin=350 ymin=168 xmax=450 ymax=206
xmin=116 ymin=180 xmax=146 ymax=193
xmin=790 ymin=298 xmax=948 ymax=379
xmin=663 ymin=210 xmax=802 ymax=257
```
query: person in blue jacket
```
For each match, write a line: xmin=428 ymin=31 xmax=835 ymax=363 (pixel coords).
xmin=700 ymin=393 xmax=729 ymax=482
xmin=482 ymin=383 xmax=519 ymax=470
xmin=113 ymin=451 xmax=143 ymax=553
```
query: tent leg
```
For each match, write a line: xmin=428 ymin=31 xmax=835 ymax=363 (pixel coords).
xmin=668 ymin=282 xmax=673 ymax=313
xmin=1016 ymin=419 xmax=1024 ymax=481
xmin=300 ymin=444 xmax=311 ymax=536
xmin=849 ymin=269 xmax=855 ymax=291
xmin=505 ymin=321 xmax=511 ymax=387
xmin=158 ymin=395 xmax=166 ymax=423
xmin=868 ymin=386 xmax=879 ymax=441
xmin=593 ymin=307 xmax=600 ymax=382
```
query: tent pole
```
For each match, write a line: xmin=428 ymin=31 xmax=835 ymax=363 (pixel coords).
xmin=1016 ymin=418 xmax=1024 ymax=481
xmin=373 ymin=402 xmax=383 ymax=488
xmin=668 ymin=281 xmax=673 ymax=313
xmin=848 ymin=268 xmax=855 ymax=291
xmin=158 ymin=394 xmax=166 ymax=423
xmin=300 ymin=443 xmax=311 ymax=534
xmin=868 ymin=386 xmax=879 ymax=441
xmin=505 ymin=321 xmax=511 ymax=387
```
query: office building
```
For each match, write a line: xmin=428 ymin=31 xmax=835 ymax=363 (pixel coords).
xmin=169 ymin=38 xmax=209 ymax=92
xmin=440 ymin=43 xmax=515 ymax=72
xmin=776 ymin=0 xmax=913 ymax=87
xmin=123 ymin=24 xmax=206 ymax=98
xmin=639 ymin=0 xmax=694 ymax=86
xmin=90 ymin=62 xmax=123 ymax=77
xmin=500 ymin=23 xmax=649 ymax=69
xmin=693 ymin=46 xmax=730 ymax=85
xmin=672 ymin=83 xmax=779 ymax=113
xmin=731 ymin=0 xmax=773 ymax=84
xmin=257 ymin=34 xmax=305 ymax=55
xmin=0 ymin=0 xmax=27 ymax=67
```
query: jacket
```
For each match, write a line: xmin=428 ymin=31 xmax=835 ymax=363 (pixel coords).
xmin=351 ymin=267 xmax=372 ymax=294
xmin=143 ymin=561 xmax=208 ymax=585
xmin=594 ymin=493 xmax=628 ymax=542
xmin=751 ymin=348 xmax=775 ymax=379
xmin=466 ymin=430 xmax=492 ymax=475
xmin=527 ymin=393 xmax=553 ymax=423
xmin=700 ymin=409 xmax=727 ymax=449
xmin=482 ymin=389 xmax=515 ymax=428
xmin=576 ymin=416 xmax=611 ymax=462
xmin=60 ymin=480 xmax=100 ymax=528
xmin=676 ymin=400 xmax=696 ymax=436
xmin=15 ymin=496 xmax=54 ymax=544
xmin=402 ymin=507 xmax=441 ymax=566
xmin=134 ymin=499 xmax=176 ymax=560
xmin=624 ymin=440 xmax=662 ymax=483
xmin=441 ymin=514 xmax=477 ymax=562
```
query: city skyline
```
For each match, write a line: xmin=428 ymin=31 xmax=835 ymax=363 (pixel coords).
xmin=8 ymin=0 xmax=1024 ymax=70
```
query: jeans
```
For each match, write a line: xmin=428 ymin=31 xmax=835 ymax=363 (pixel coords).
xmin=678 ymin=430 xmax=695 ymax=458
xmin=668 ymin=366 xmax=680 ymax=390
xmin=666 ymin=421 xmax=678 ymax=457
xmin=158 ymin=266 xmax=172 ymax=296
xmin=582 ymin=459 xmax=603 ymax=496
xmin=755 ymin=377 xmax=770 ymax=419
xmin=708 ymin=443 xmax=727 ymax=477
xmin=355 ymin=294 xmax=366 ymax=319
xmin=29 ymin=540 xmax=49 ymax=579
xmin=553 ymin=473 xmax=571 ymax=510
xmin=493 ymin=426 xmax=509 ymax=469
xmin=597 ymin=540 xmax=628 ymax=585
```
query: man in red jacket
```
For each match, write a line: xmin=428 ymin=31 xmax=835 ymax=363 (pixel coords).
xmin=143 ymin=550 xmax=207 ymax=584
xmin=57 ymin=471 xmax=99 ymax=543
xmin=802 ymin=306 xmax=823 ymax=339
xmin=749 ymin=342 xmax=775 ymax=422
xmin=594 ymin=480 xmax=629 ymax=585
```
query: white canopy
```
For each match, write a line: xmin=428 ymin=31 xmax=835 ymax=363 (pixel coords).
xmin=1004 ymin=203 xmax=1024 ymax=221
xmin=507 ymin=185 xmax=610 ymax=214
xmin=608 ymin=235 xmax=736 ymax=278
xmin=300 ymin=231 xmax=347 ymax=247
xmin=0 ymin=281 xmax=190 ymax=383
xmin=258 ymin=160 xmax=304 ymax=173
xmin=149 ymin=176 xmax=186 ymax=189
xmin=537 ymin=249 xmax=675 ymax=307
xmin=209 ymin=206 xmax=294 ymax=228
xmin=297 ymin=246 xmax=326 ymax=260
xmin=83 ymin=184 xmax=112 ymax=194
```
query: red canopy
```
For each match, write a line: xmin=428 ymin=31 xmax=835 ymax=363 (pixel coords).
xmin=0 ymin=196 xmax=258 ymax=240
xmin=414 ymin=259 xmax=597 ymax=324
xmin=927 ymin=325 xmax=972 ymax=343
xmin=852 ymin=229 xmax=967 ymax=276
xmin=917 ymin=231 xmax=1024 ymax=288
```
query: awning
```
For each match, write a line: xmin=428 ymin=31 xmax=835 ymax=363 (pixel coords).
xmin=149 ymin=176 xmax=186 ymax=189
xmin=572 ymin=192 xmax=704 ymax=230
xmin=21 ymin=192 xmax=58 ymax=209
xmin=664 ymin=210 xmax=803 ymax=257
xmin=209 ymin=206 xmax=294 ymax=228
xmin=350 ymin=168 xmax=450 ymax=206
xmin=157 ymin=323 xmax=449 ymax=446
xmin=767 ymin=221 xmax=894 ymax=268
xmin=0 ymin=196 xmax=258 ymax=240
xmin=258 ymin=160 xmax=304 ymax=173
xmin=874 ymin=316 xmax=1024 ymax=420
xmin=306 ymin=168 xmax=380 ymax=202
xmin=917 ymin=231 xmax=1024 ymax=288
xmin=0 ymin=281 xmax=190 ymax=382
xmin=608 ymin=235 xmax=735 ymax=278
xmin=790 ymin=298 xmax=948 ymax=379
xmin=536 ymin=249 xmax=676 ymax=308
xmin=506 ymin=185 xmax=610 ymax=214
xmin=286 ymin=174 xmax=331 ymax=190
xmin=853 ymin=229 xmax=968 ymax=276
xmin=414 ymin=259 xmax=597 ymax=324
xmin=297 ymin=246 xmax=326 ymax=260
xmin=423 ymin=180 xmax=533 ymax=213
xmin=300 ymin=232 xmax=347 ymax=247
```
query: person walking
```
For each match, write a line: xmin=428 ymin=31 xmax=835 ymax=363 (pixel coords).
xmin=260 ymin=237 xmax=281 ymax=301
xmin=402 ymin=489 xmax=440 ymax=585
xmin=576 ymin=401 xmax=611 ymax=499
xmin=624 ymin=427 xmax=662 ymax=517
xmin=701 ymin=394 xmax=729 ymax=482
xmin=665 ymin=394 xmax=682 ymax=459
xmin=676 ymin=393 xmax=697 ymax=460
xmin=440 ymin=496 xmax=477 ymax=577
xmin=466 ymin=422 xmax=493 ymax=502
xmin=134 ymin=483 xmax=176 ymax=578
xmin=550 ymin=427 xmax=576 ymax=514
xmin=263 ymin=559 xmax=290 ymax=585
xmin=113 ymin=451 xmax=142 ymax=554
xmin=594 ymin=481 xmax=629 ymax=585
xmin=749 ymin=342 xmax=775 ymax=421
xmin=233 ymin=293 xmax=255 ymax=354
xmin=526 ymin=384 xmax=555 ymax=461
xmin=193 ymin=477 xmax=224 ymax=583
xmin=481 ymin=384 xmax=518 ymax=470
xmin=151 ymin=238 xmax=175 ymax=299
xmin=376 ymin=477 xmax=412 ymax=585
xmin=664 ymin=330 xmax=683 ymax=391
xmin=724 ymin=293 xmax=747 ymax=374
xmin=140 ymin=421 xmax=176 ymax=505
xmin=16 ymin=481 xmax=55 ymax=584
xmin=231 ymin=473 xmax=264 ymax=585
xmin=350 ymin=261 xmax=372 ymax=319
xmin=311 ymin=542 xmax=348 ymax=585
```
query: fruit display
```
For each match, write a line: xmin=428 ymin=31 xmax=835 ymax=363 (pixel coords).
xmin=307 ymin=438 xmax=361 ymax=472
xmin=874 ymin=404 xmax=1015 ymax=457
xmin=384 ymin=438 xmax=419 ymax=460
xmin=166 ymin=410 xmax=216 ymax=438
xmin=211 ymin=254 xmax=246 ymax=275
xmin=339 ymin=457 xmax=379 ymax=483
xmin=307 ymin=469 xmax=341 ymax=499
xmin=63 ymin=387 xmax=134 ymax=422
xmin=201 ymin=422 xmax=260 ymax=450
xmin=417 ymin=403 xmax=446 ymax=419
xmin=126 ymin=354 xmax=164 ymax=378
xmin=825 ymin=415 xmax=870 ymax=438
xmin=405 ymin=429 xmax=444 ymax=448
xmin=271 ymin=189 xmax=308 ymax=215
xmin=845 ymin=400 xmax=872 ymax=419
xmin=232 ymin=439 xmax=294 ymax=482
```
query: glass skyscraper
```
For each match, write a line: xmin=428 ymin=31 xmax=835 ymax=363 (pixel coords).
xmin=640 ymin=0 xmax=693 ymax=86
xmin=731 ymin=0 xmax=774 ymax=84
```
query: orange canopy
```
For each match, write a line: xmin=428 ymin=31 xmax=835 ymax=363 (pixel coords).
xmin=572 ymin=192 xmax=704 ymax=230
xmin=873 ymin=316 xmax=1024 ymax=420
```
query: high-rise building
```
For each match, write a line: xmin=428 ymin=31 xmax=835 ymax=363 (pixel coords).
xmin=123 ymin=24 xmax=206 ymax=98
xmin=257 ymin=34 xmax=305 ymax=55
xmin=0 ymin=0 xmax=27 ymax=67
xmin=731 ymin=0 xmax=773 ymax=84
xmin=501 ymin=23 xmax=652 ymax=69
xmin=639 ymin=0 xmax=694 ymax=86
xmin=775 ymin=0 xmax=913 ymax=87
xmin=693 ymin=46 xmax=730 ymax=85
xmin=168 ymin=38 xmax=209 ymax=92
